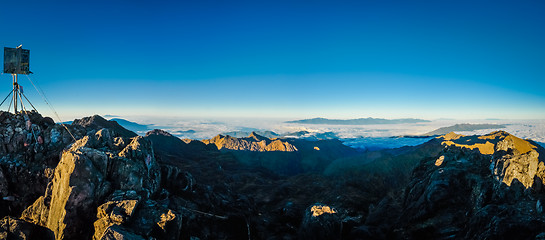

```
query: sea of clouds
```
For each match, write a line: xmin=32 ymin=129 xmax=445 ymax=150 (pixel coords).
xmin=120 ymin=116 xmax=545 ymax=150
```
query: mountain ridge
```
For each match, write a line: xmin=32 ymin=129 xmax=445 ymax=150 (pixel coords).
xmin=359 ymin=130 xmax=545 ymax=238
xmin=202 ymin=132 xmax=298 ymax=152
xmin=423 ymin=123 xmax=506 ymax=136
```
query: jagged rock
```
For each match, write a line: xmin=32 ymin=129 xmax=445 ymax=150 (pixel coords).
xmin=0 ymin=111 xmax=80 ymax=217
xmin=114 ymin=136 xmax=161 ymax=196
xmin=126 ymin=199 xmax=181 ymax=240
xmin=0 ymin=216 xmax=54 ymax=240
xmin=93 ymin=199 xmax=140 ymax=240
xmin=93 ymin=190 xmax=181 ymax=240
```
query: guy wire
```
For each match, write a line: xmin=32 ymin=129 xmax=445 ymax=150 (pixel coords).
xmin=25 ymin=75 xmax=77 ymax=142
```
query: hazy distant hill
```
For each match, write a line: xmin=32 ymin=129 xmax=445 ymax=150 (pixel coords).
xmin=423 ymin=123 xmax=506 ymax=136
xmin=286 ymin=117 xmax=430 ymax=125
xmin=109 ymin=118 xmax=150 ymax=133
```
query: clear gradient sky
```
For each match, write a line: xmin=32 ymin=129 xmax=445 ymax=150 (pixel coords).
xmin=1 ymin=0 xmax=544 ymax=120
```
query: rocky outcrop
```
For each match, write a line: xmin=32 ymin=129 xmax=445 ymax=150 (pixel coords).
xmin=0 ymin=111 xmax=80 ymax=217
xmin=92 ymin=190 xmax=181 ymax=240
xmin=203 ymin=132 xmax=298 ymax=152
xmin=21 ymin=128 xmax=168 ymax=240
xmin=359 ymin=131 xmax=545 ymax=239
xmin=437 ymin=131 xmax=545 ymax=188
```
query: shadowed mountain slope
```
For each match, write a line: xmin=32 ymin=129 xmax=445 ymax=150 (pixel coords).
xmin=355 ymin=131 xmax=545 ymax=239
xmin=202 ymin=132 xmax=359 ymax=175
xmin=144 ymin=129 xmax=216 ymax=161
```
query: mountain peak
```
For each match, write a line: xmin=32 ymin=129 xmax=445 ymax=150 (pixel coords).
xmin=248 ymin=131 xmax=267 ymax=141
xmin=72 ymin=115 xmax=137 ymax=138
xmin=145 ymin=129 xmax=173 ymax=137
xmin=438 ymin=131 xmax=541 ymax=155
xmin=441 ymin=132 xmax=462 ymax=140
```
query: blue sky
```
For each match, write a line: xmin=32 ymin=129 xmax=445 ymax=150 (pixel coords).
xmin=1 ymin=0 xmax=544 ymax=120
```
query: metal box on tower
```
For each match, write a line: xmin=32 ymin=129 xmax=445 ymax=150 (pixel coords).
xmin=3 ymin=47 xmax=31 ymax=75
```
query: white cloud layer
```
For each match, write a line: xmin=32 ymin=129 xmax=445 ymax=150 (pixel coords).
xmin=125 ymin=116 xmax=545 ymax=149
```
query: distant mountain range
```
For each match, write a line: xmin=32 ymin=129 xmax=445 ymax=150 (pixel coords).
xmin=286 ymin=117 xmax=430 ymax=125
xmin=423 ymin=123 xmax=506 ymax=136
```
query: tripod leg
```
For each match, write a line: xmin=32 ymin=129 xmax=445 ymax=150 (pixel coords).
xmin=21 ymin=92 xmax=38 ymax=112
xmin=0 ymin=89 xmax=14 ymax=107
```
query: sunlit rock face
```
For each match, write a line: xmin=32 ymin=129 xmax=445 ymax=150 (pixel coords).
xmin=21 ymin=129 xmax=166 ymax=240
xmin=360 ymin=131 xmax=545 ymax=239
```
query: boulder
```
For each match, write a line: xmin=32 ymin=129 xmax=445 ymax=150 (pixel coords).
xmin=124 ymin=199 xmax=181 ymax=240
xmin=299 ymin=203 xmax=341 ymax=240
xmin=93 ymin=198 xmax=140 ymax=240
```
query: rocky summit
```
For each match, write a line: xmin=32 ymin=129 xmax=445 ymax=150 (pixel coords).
xmin=1 ymin=112 xmax=545 ymax=239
